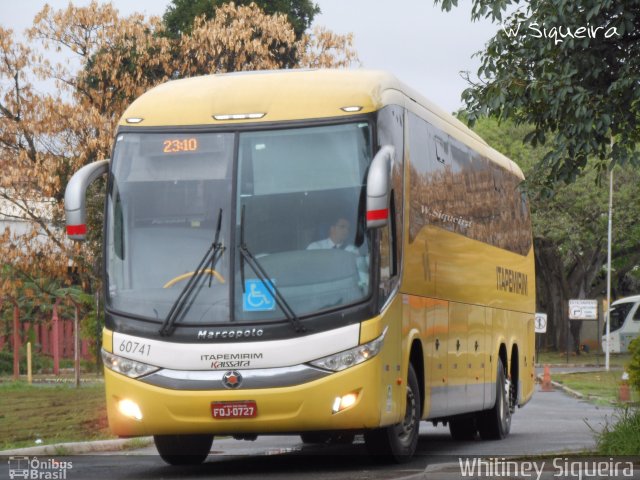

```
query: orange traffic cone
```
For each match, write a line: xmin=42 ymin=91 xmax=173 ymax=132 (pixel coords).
xmin=541 ymin=364 xmax=554 ymax=392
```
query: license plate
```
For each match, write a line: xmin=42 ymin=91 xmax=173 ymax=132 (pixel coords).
xmin=211 ymin=401 xmax=257 ymax=419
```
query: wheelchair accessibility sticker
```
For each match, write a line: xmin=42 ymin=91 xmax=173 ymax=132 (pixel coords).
xmin=243 ymin=279 xmax=276 ymax=311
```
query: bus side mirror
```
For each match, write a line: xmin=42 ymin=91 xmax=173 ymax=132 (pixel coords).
xmin=64 ymin=159 xmax=110 ymax=241
xmin=366 ymin=146 xmax=394 ymax=229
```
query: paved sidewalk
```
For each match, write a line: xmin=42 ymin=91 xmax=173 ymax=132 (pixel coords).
xmin=0 ymin=438 xmax=153 ymax=456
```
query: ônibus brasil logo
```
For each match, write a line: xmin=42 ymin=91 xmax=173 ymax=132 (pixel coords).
xmin=8 ymin=456 xmax=73 ymax=479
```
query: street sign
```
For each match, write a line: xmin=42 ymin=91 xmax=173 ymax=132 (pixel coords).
xmin=535 ymin=313 xmax=547 ymax=333
xmin=568 ymin=299 xmax=598 ymax=320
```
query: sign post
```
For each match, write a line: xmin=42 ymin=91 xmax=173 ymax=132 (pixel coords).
xmin=568 ymin=299 xmax=598 ymax=321
xmin=567 ymin=299 xmax=598 ymax=363
xmin=534 ymin=313 xmax=547 ymax=362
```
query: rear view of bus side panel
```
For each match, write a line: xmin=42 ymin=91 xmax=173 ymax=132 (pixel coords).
xmin=401 ymin=107 xmax=535 ymax=419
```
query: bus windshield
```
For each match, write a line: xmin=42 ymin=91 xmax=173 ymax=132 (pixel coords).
xmin=105 ymin=122 xmax=372 ymax=325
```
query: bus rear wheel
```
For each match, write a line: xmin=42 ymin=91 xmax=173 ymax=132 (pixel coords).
xmin=364 ymin=364 xmax=420 ymax=463
xmin=477 ymin=359 xmax=511 ymax=440
xmin=154 ymin=434 xmax=214 ymax=465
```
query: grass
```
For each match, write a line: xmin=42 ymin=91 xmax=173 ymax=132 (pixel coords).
xmin=552 ymin=370 xmax=640 ymax=405
xmin=537 ymin=350 xmax=631 ymax=368
xmin=0 ymin=380 xmax=114 ymax=450
xmin=597 ymin=406 xmax=640 ymax=455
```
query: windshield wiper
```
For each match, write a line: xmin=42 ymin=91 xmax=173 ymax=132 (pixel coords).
xmin=159 ymin=209 xmax=226 ymax=337
xmin=238 ymin=205 xmax=306 ymax=333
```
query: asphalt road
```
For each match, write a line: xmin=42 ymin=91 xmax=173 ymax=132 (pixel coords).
xmin=1 ymin=385 xmax=621 ymax=480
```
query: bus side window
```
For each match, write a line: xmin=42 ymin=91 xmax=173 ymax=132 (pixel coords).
xmin=376 ymin=105 xmax=404 ymax=307
xmin=634 ymin=304 xmax=640 ymax=321
xmin=379 ymin=219 xmax=393 ymax=303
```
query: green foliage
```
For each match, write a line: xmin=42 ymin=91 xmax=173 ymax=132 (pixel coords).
xmin=163 ymin=0 xmax=320 ymax=40
xmin=597 ymin=406 xmax=640 ymax=455
xmin=628 ymin=337 xmax=640 ymax=392
xmin=437 ymin=0 xmax=515 ymax=22
xmin=0 ymin=349 xmax=53 ymax=375
xmin=0 ymin=264 xmax=101 ymax=363
xmin=436 ymin=0 xmax=640 ymax=185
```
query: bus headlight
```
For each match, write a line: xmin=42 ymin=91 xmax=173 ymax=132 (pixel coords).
xmin=310 ymin=327 xmax=387 ymax=372
xmin=102 ymin=349 xmax=160 ymax=378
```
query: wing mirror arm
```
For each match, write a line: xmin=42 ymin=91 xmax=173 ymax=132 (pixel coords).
xmin=64 ymin=159 xmax=109 ymax=241
xmin=366 ymin=146 xmax=394 ymax=229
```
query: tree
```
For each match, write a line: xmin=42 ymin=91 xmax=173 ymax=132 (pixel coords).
xmin=163 ymin=0 xmax=320 ymax=40
xmin=436 ymin=0 xmax=640 ymax=185
xmin=472 ymin=116 xmax=640 ymax=351
xmin=0 ymin=1 xmax=357 ymax=306
xmin=163 ymin=0 xmax=321 ymax=67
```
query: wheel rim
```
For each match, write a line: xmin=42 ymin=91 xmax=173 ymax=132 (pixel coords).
xmin=398 ymin=384 xmax=417 ymax=445
xmin=500 ymin=376 xmax=512 ymax=430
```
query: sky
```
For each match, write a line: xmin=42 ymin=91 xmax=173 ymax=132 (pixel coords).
xmin=1 ymin=0 xmax=501 ymax=113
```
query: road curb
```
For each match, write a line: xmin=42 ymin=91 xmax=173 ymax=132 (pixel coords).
xmin=0 ymin=437 xmax=153 ymax=456
xmin=535 ymin=374 xmax=586 ymax=399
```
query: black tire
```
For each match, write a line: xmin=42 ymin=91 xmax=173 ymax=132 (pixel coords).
xmin=300 ymin=432 xmax=331 ymax=444
xmin=364 ymin=364 xmax=420 ymax=463
xmin=477 ymin=358 xmax=511 ymax=440
xmin=448 ymin=416 xmax=477 ymax=441
xmin=300 ymin=432 xmax=355 ymax=445
xmin=330 ymin=432 xmax=355 ymax=444
xmin=154 ymin=434 xmax=213 ymax=465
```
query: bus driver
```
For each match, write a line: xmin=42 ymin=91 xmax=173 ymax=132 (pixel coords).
xmin=307 ymin=217 xmax=369 ymax=291
xmin=307 ymin=218 xmax=357 ymax=252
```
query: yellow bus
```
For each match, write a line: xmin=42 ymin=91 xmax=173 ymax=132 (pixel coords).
xmin=65 ymin=69 xmax=535 ymax=464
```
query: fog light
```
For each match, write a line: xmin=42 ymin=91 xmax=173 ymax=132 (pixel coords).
xmin=332 ymin=392 xmax=359 ymax=414
xmin=118 ymin=399 xmax=143 ymax=421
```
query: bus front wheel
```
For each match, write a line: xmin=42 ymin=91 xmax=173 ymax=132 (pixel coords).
xmin=364 ymin=364 xmax=420 ymax=462
xmin=154 ymin=434 xmax=214 ymax=465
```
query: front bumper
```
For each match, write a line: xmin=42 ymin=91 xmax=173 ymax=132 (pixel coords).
xmin=105 ymin=356 xmax=388 ymax=437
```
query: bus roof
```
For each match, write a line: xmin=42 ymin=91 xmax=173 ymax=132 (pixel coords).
xmin=119 ymin=69 xmax=522 ymax=178
xmin=613 ymin=295 xmax=640 ymax=305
